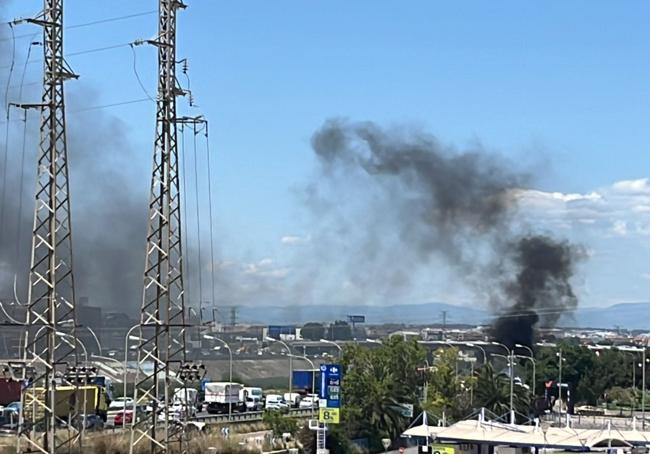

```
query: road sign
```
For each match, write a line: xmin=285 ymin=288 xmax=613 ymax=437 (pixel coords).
xmin=429 ymin=445 xmax=455 ymax=454
xmin=319 ymin=364 xmax=342 ymax=409
xmin=319 ymin=407 xmax=340 ymax=424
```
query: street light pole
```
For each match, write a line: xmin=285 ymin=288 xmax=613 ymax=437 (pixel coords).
xmin=204 ymin=334 xmax=233 ymax=421
xmin=320 ymin=339 xmax=343 ymax=356
xmin=492 ymin=342 xmax=514 ymax=423
xmin=290 ymin=354 xmax=317 ymax=415
xmin=515 ymin=344 xmax=536 ymax=396
xmin=123 ymin=324 xmax=140 ymax=400
xmin=641 ymin=341 xmax=648 ymax=430
xmin=465 ymin=342 xmax=487 ymax=365
xmin=84 ymin=327 xmax=103 ymax=356
xmin=557 ymin=348 xmax=563 ymax=418
xmin=56 ymin=332 xmax=89 ymax=443
xmin=267 ymin=337 xmax=293 ymax=397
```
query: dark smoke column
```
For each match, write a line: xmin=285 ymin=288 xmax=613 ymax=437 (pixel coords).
xmin=492 ymin=235 xmax=581 ymax=348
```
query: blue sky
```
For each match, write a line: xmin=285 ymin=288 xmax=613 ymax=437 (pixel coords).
xmin=3 ymin=1 xmax=650 ymax=311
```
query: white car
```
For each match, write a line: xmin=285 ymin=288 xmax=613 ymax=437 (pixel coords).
xmin=298 ymin=395 xmax=318 ymax=409
xmin=109 ymin=397 xmax=134 ymax=410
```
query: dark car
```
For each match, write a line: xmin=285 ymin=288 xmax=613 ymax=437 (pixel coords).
xmin=74 ymin=414 xmax=104 ymax=431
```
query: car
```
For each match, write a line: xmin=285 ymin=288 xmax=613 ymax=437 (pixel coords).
xmin=4 ymin=402 xmax=20 ymax=414
xmin=0 ymin=423 xmax=17 ymax=437
xmin=245 ymin=397 xmax=263 ymax=411
xmin=299 ymin=395 xmax=318 ymax=409
xmin=109 ymin=397 xmax=134 ymax=410
xmin=114 ymin=408 xmax=144 ymax=426
xmin=264 ymin=394 xmax=289 ymax=411
xmin=73 ymin=414 xmax=104 ymax=431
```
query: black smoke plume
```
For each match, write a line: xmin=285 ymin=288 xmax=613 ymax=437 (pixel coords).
xmin=0 ymin=5 xmax=149 ymax=313
xmin=491 ymin=236 xmax=580 ymax=348
xmin=307 ymin=119 xmax=582 ymax=347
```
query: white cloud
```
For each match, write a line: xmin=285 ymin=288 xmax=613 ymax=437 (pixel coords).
xmin=280 ymin=235 xmax=310 ymax=245
xmin=611 ymin=178 xmax=650 ymax=194
xmin=611 ymin=220 xmax=628 ymax=236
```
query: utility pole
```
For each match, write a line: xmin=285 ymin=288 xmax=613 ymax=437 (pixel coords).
xmin=441 ymin=310 xmax=447 ymax=340
xmin=130 ymin=1 xmax=200 ymax=453
xmin=14 ymin=1 xmax=81 ymax=453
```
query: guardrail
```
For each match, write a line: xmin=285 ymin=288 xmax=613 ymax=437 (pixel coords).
xmin=194 ymin=408 xmax=315 ymax=424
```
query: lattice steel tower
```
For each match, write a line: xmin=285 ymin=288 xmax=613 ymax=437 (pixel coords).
xmin=130 ymin=1 xmax=190 ymax=452
xmin=17 ymin=0 xmax=80 ymax=453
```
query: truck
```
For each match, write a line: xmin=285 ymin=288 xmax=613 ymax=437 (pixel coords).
xmin=240 ymin=387 xmax=263 ymax=411
xmin=203 ymin=382 xmax=245 ymax=414
xmin=23 ymin=384 xmax=110 ymax=422
xmin=0 ymin=379 xmax=21 ymax=406
xmin=284 ymin=392 xmax=302 ymax=408
xmin=292 ymin=369 xmax=320 ymax=395
xmin=169 ymin=387 xmax=199 ymax=419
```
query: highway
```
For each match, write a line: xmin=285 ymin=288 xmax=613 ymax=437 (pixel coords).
xmin=106 ymin=407 xmax=316 ymax=428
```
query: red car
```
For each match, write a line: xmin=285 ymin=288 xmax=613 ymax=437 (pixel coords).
xmin=114 ymin=410 xmax=134 ymax=426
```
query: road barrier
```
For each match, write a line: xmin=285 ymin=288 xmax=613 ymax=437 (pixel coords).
xmin=194 ymin=408 xmax=314 ymax=424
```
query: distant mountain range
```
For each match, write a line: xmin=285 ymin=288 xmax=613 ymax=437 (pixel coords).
xmin=237 ymin=301 xmax=650 ymax=330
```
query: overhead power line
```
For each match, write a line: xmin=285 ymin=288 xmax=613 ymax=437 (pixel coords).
xmin=0 ymin=10 xmax=156 ymax=42
xmin=0 ymin=97 xmax=153 ymax=124
xmin=0 ymin=42 xmax=133 ymax=70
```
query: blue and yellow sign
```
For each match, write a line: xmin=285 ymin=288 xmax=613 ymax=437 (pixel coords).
xmin=319 ymin=407 xmax=340 ymax=424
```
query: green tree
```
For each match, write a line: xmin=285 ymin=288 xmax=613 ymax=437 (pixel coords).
xmin=329 ymin=321 xmax=353 ymax=340
xmin=339 ymin=338 xmax=427 ymax=451
xmin=473 ymin=362 xmax=530 ymax=418
xmin=301 ymin=322 xmax=326 ymax=341
xmin=263 ymin=410 xmax=298 ymax=438
xmin=426 ymin=347 xmax=471 ymax=421
xmin=533 ymin=340 xmax=632 ymax=406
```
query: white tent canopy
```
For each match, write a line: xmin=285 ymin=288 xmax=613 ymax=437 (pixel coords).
xmin=403 ymin=419 xmax=650 ymax=449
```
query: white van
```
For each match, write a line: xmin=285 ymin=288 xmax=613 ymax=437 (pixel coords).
xmin=264 ymin=394 xmax=288 ymax=411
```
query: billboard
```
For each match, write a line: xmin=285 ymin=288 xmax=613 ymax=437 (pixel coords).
xmin=267 ymin=325 xmax=295 ymax=339
xmin=347 ymin=315 xmax=365 ymax=323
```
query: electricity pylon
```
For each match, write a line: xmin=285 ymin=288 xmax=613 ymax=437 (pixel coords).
xmin=130 ymin=1 xmax=197 ymax=453
xmin=14 ymin=1 xmax=81 ymax=453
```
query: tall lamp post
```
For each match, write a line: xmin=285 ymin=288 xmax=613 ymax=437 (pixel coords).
xmin=319 ymin=339 xmax=343 ymax=356
xmin=84 ymin=327 xmax=103 ymax=356
xmin=267 ymin=337 xmax=294 ymax=396
xmin=492 ymin=342 xmax=514 ymax=423
xmin=55 ymin=332 xmax=90 ymax=442
xmin=290 ymin=354 xmax=317 ymax=415
xmin=464 ymin=342 xmax=488 ymax=365
xmin=643 ymin=344 xmax=647 ymax=430
xmin=204 ymin=334 xmax=233 ymax=421
xmin=556 ymin=349 xmax=565 ymax=418
xmin=515 ymin=344 xmax=536 ymax=396
xmin=123 ymin=324 xmax=141 ymax=399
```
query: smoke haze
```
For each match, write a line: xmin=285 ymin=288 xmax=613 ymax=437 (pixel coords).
xmin=0 ymin=5 xmax=149 ymax=313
